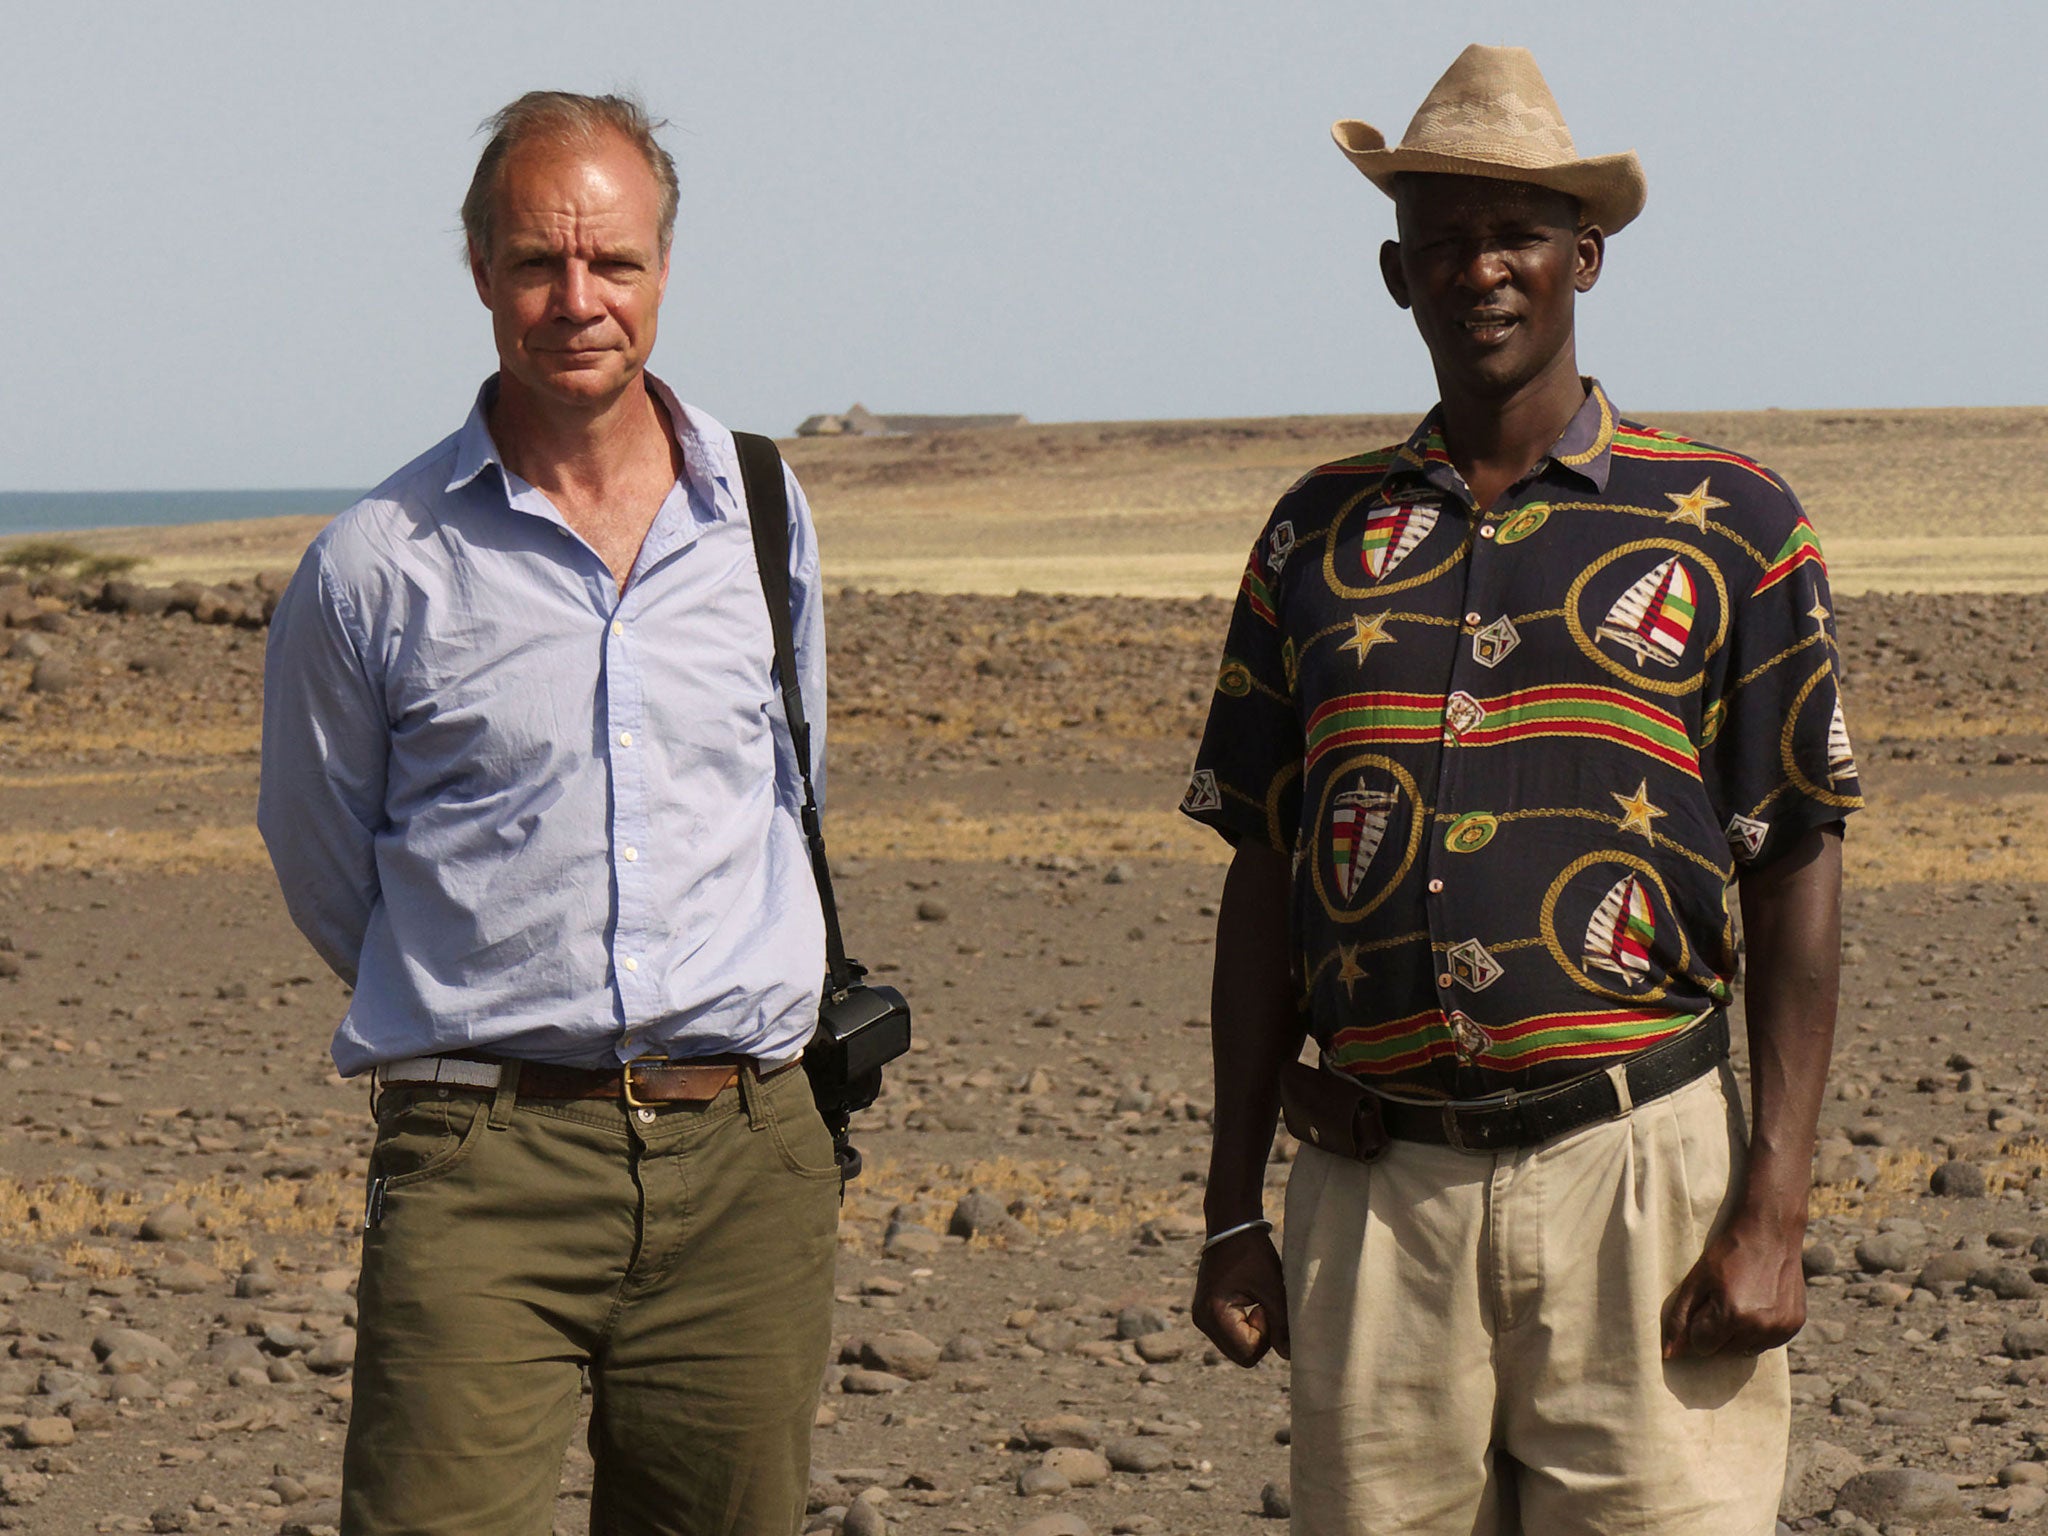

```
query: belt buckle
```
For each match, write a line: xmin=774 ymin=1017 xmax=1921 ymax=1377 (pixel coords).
xmin=622 ymin=1055 xmax=666 ymax=1108
xmin=1442 ymin=1089 xmax=1517 ymax=1152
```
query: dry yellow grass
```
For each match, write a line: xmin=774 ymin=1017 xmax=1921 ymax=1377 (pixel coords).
xmin=10 ymin=406 xmax=2043 ymax=595
xmin=844 ymin=1154 xmax=1200 ymax=1248
xmin=0 ymin=790 xmax=2040 ymax=886
xmin=0 ymin=1171 xmax=357 ymax=1250
xmin=1810 ymin=1138 xmax=2048 ymax=1220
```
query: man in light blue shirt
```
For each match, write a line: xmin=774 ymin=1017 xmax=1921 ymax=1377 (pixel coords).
xmin=260 ymin=91 xmax=841 ymax=1533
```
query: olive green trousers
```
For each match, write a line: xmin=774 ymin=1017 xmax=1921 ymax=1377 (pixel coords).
xmin=341 ymin=1061 xmax=841 ymax=1536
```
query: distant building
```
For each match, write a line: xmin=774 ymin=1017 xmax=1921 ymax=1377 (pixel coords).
xmin=794 ymin=402 xmax=1028 ymax=437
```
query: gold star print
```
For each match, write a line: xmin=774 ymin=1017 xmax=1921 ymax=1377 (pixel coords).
xmin=1808 ymin=598 xmax=1832 ymax=628
xmin=1336 ymin=944 xmax=1368 ymax=998
xmin=1611 ymin=779 xmax=1668 ymax=841
xmin=1664 ymin=477 xmax=1728 ymax=530
xmin=1338 ymin=613 xmax=1396 ymax=665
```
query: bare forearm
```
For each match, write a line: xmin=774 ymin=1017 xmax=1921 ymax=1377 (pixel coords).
xmin=1735 ymin=824 xmax=1843 ymax=1228
xmin=1205 ymin=842 xmax=1303 ymax=1229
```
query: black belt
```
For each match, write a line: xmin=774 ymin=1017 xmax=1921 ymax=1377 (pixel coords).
xmin=1379 ymin=1012 xmax=1729 ymax=1152
xmin=1281 ymin=1013 xmax=1729 ymax=1160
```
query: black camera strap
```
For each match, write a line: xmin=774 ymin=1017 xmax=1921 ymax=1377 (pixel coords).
xmin=731 ymin=431 xmax=857 ymax=996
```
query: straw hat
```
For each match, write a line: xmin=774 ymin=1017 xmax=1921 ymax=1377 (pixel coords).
xmin=1332 ymin=44 xmax=1646 ymax=233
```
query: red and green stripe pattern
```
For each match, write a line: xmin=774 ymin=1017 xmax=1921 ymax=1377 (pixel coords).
xmin=1305 ymin=691 xmax=1448 ymax=765
xmin=1608 ymin=426 xmax=1779 ymax=489
xmin=1753 ymin=517 xmax=1827 ymax=596
xmin=1328 ymin=1007 xmax=1695 ymax=1078
xmin=1455 ymin=684 xmax=1699 ymax=778
xmin=1306 ymin=684 xmax=1700 ymax=778
xmin=1239 ymin=551 xmax=1279 ymax=626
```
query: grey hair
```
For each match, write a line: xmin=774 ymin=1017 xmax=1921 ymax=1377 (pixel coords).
xmin=461 ymin=90 xmax=679 ymax=258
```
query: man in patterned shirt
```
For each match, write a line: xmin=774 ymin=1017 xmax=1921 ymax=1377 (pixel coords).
xmin=1184 ymin=45 xmax=1858 ymax=1532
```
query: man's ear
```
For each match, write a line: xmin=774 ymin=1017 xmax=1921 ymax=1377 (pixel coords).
xmin=1380 ymin=240 xmax=1411 ymax=310
xmin=469 ymin=241 xmax=493 ymax=307
xmin=1574 ymin=226 xmax=1605 ymax=294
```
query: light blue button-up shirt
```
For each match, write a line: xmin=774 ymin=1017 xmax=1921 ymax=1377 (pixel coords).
xmin=259 ymin=377 xmax=826 ymax=1077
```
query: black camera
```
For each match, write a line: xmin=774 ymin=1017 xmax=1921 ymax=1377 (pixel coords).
xmin=802 ymin=966 xmax=911 ymax=1184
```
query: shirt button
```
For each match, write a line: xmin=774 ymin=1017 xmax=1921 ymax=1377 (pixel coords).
xmin=1464 ymin=611 xmax=1481 ymax=627
xmin=1479 ymin=525 xmax=1496 ymax=540
xmin=623 ymin=846 xmax=639 ymax=862
xmin=1438 ymin=972 xmax=1455 ymax=988
xmin=623 ymin=957 xmax=639 ymax=973
xmin=611 ymin=620 xmax=625 ymax=637
xmin=635 ymin=1107 xmax=656 ymax=1124
xmin=619 ymin=732 xmax=634 ymax=748
xmin=1428 ymin=878 xmax=1444 ymax=893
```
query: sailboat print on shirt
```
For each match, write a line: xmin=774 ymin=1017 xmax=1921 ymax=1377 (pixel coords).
xmin=1360 ymin=503 xmax=1438 ymax=581
xmin=1826 ymin=700 xmax=1857 ymax=787
xmin=1596 ymin=557 xmax=1697 ymax=668
xmin=1330 ymin=782 xmax=1401 ymax=900
xmin=1584 ymin=874 xmax=1656 ymax=988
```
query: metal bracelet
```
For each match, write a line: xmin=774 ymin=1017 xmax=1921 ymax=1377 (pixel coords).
xmin=1199 ymin=1217 xmax=1273 ymax=1254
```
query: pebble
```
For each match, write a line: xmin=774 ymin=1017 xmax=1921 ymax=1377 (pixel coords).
xmin=137 ymin=1203 xmax=195 ymax=1242
xmin=949 ymin=1191 xmax=1008 ymax=1238
xmin=1039 ymin=1447 xmax=1109 ymax=1488
xmin=1013 ymin=1516 xmax=1093 ymax=1536
xmin=92 ymin=1327 xmax=179 ymax=1374
xmin=2004 ymin=1321 xmax=2048 ymax=1359
xmin=939 ymin=1332 xmax=988 ymax=1362
xmin=27 ymin=656 xmax=74 ymax=695
xmin=1113 ymin=1305 xmax=1170 ymax=1340
xmin=858 ymin=1331 xmax=939 ymax=1382
xmin=306 ymin=1329 xmax=356 ymax=1374
xmin=1017 ymin=1466 xmax=1069 ymax=1498
xmin=1780 ymin=1440 xmax=1864 ymax=1521
xmin=1132 ymin=1330 xmax=1195 ymax=1364
xmin=1833 ymin=1468 xmax=1963 ymax=1522
xmin=1854 ymin=1233 xmax=1918 ymax=1274
xmin=1930 ymin=1159 xmax=1989 ymax=1197
xmin=840 ymin=1369 xmax=909 ymax=1395
xmin=12 ymin=1417 xmax=75 ymax=1449
xmin=1022 ymin=1413 xmax=1103 ymax=1450
xmin=1260 ymin=1479 xmax=1292 ymax=1519
xmin=1104 ymin=1438 xmax=1172 ymax=1473
xmin=841 ymin=1500 xmax=888 ymax=1536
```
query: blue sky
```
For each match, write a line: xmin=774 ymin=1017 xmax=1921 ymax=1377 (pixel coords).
xmin=3 ymin=0 xmax=2040 ymax=490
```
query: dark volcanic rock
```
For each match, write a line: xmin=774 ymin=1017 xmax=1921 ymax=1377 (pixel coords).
xmin=1930 ymin=1159 xmax=1989 ymax=1197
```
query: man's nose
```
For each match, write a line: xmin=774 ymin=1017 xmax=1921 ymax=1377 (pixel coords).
xmin=555 ymin=261 xmax=604 ymax=321
xmin=1456 ymin=246 xmax=1511 ymax=293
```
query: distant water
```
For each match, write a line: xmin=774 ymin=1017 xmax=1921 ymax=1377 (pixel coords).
xmin=0 ymin=488 xmax=362 ymax=539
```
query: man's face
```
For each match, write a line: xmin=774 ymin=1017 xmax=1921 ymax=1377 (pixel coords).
xmin=1380 ymin=174 xmax=1602 ymax=404
xmin=470 ymin=130 xmax=671 ymax=413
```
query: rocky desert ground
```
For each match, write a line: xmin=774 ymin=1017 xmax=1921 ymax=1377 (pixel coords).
xmin=3 ymin=407 xmax=2048 ymax=1535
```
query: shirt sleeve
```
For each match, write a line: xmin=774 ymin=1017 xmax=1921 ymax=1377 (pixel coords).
xmin=784 ymin=460 xmax=827 ymax=810
xmin=1702 ymin=488 xmax=1863 ymax=873
xmin=257 ymin=548 xmax=389 ymax=984
xmin=1179 ymin=511 xmax=1305 ymax=854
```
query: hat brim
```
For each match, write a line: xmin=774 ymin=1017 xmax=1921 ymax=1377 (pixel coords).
xmin=1332 ymin=119 xmax=1646 ymax=235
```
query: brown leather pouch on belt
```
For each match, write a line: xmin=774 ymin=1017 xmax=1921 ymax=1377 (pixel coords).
xmin=1278 ymin=1059 xmax=1389 ymax=1163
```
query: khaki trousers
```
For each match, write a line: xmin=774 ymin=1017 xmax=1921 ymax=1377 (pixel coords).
xmin=1283 ymin=1065 xmax=1789 ymax=1535
xmin=341 ymin=1061 xmax=841 ymax=1536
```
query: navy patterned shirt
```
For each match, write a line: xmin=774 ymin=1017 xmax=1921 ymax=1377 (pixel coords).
xmin=1182 ymin=383 xmax=1861 ymax=1096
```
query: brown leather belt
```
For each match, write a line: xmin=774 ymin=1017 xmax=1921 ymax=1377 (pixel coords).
xmin=381 ymin=1053 xmax=799 ymax=1106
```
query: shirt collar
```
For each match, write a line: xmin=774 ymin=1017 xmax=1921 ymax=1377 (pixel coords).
xmin=443 ymin=373 xmax=737 ymax=531
xmin=1381 ymin=378 xmax=1620 ymax=503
